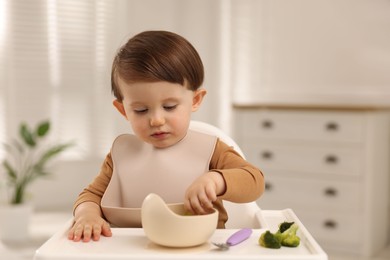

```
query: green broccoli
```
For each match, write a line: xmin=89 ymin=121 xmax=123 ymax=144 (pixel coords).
xmin=275 ymin=222 xmax=300 ymax=247
xmin=278 ymin=221 xmax=294 ymax=233
xmin=281 ymin=233 xmax=300 ymax=247
xmin=259 ymin=221 xmax=300 ymax=248
xmin=259 ymin=230 xmax=281 ymax=249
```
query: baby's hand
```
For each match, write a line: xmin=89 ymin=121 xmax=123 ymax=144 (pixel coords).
xmin=67 ymin=202 xmax=112 ymax=242
xmin=184 ymin=171 xmax=226 ymax=215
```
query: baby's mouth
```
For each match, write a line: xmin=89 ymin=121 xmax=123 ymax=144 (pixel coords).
xmin=151 ymin=132 xmax=168 ymax=138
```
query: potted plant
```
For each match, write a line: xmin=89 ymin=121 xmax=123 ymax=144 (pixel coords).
xmin=0 ymin=120 xmax=73 ymax=243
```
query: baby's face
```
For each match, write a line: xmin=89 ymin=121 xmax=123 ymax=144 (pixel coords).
xmin=115 ymin=79 xmax=202 ymax=148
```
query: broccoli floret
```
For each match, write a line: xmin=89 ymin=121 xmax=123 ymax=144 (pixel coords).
xmin=259 ymin=230 xmax=281 ymax=249
xmin=278 ymin=221 xmax=294 ymax=233
xmin=275 ymin=222 xmax=300 ymax=247
xmin=281 ymin=234 xmax=300 ymax=247
xmin=259 ymin=221 xmax=300 ymax=249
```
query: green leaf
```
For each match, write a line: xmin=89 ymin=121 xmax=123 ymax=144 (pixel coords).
xmin=2 ymin=160 xmax=18 ymax=182
xmin=12 ymin=183 xmax=25 ymax=204
xmin=3 ymin=120 xmax=74 ymax=205
xmin=20 ymin=123 xmax=36 ymax=147
xmin=36 ymin=121 xmax=50 ymax=137
xmin=33 ymin=168 xmax=50 ymax=178
xmin=23 ymin=166 xmax=50 ymax=185
xmin=37 ymin=143 xmax=73 ymax=166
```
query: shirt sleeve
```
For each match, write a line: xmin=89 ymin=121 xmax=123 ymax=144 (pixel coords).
xmin=72 ymin=153 xmax=114 ymax=214
xmin=210 ymin=139 xmax=265 ymax=203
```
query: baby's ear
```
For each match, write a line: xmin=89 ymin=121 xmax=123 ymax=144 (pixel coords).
xmin=192 ymin=88 xmax=207 ymax=112
xmin=113 ymin=99 xmax=127 ymax=118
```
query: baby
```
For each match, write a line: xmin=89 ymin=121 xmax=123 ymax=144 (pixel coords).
xmin=68 ymin=30 xmax=264 ymax=242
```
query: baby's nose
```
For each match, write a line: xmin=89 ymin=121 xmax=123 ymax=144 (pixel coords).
xmin=150 ymin=113 xmax=165 ymax=127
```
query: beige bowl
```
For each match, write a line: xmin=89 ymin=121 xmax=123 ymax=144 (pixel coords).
xmin=141 ymin=193 xmax=218 ymax=247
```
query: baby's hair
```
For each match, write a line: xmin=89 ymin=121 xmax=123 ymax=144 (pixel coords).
xmin=111 ymin=30 xmax=204 ymax=102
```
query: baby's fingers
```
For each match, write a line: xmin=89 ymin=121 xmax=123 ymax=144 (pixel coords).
xmin=198 ymin=192 xmax=214 ymax=210
xmin=205 ymin=183 xmax=217 ymax=203
xmin=90 ymin=224 xmax=102 ymax=241
xmin=68 ymin=223 xmax=111 ymax=242
xmin=68 ymin=223 xmax=85 ymax=242
xmin=67 ymin=226 xmax=76 ymax=240
xmin=189 ymin=196 xmax=206 ymax=215
xmin=81 ymin=225 xmax=94 ymax=242
xmin=101 ymin=222 xmax=112 ymax=238
xmin=67 ymin=223 xmax=94 ymax=242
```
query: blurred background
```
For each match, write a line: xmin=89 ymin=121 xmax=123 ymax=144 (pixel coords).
xmin=0 ymin=0 xmax=390 ymax=259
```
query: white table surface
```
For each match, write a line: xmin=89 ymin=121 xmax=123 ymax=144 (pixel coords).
xmin=34 ymin=209 xmax=328 ymax=260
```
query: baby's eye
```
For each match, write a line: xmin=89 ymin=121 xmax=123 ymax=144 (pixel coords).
xmin=134 ymin=108 xmax=148 ymax=114
xmin=163 ymin=105 xmax=177 ymax=111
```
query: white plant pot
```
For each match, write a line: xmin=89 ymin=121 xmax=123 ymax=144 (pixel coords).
xmin=0 ymin=203 xmax=33 ymax=243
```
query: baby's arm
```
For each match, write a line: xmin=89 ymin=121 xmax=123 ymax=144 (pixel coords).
xmin=184 ymin=171 xmax=226 ymax=215
xmin=184 ymin=139 xmax=264 ymax=215
xmin=67 ymin=201 xmax=112 ymax=242
xmin=68 ymin=153 xmax=114 ymax=242
xmin=213 ymin=140 xmax=264 ymax=202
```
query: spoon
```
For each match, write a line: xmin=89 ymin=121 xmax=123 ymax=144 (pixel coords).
xmin=212 ymin=228 xmax=252 ymax=250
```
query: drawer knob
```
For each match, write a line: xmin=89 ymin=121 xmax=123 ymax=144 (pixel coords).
xmin=324 ymin=187 xmax=338 ymax=197
xmin=325 ymin=155 xmax=338 ymax=164
xmin=265 ymin=182 xmax=273 ymax=191
xmin=261 ymin=120 xmax=273 ymax=129
xmin=261 ymin=151 xmax=273 ymax=160
xmin=325 ymin=122 xmax=339 ymax=131
xmin=323 ymin=220 xmax=338 ymax=229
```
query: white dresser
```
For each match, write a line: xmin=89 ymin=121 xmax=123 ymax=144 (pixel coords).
xmin=233 ymin=106 xmax=390 ymax=256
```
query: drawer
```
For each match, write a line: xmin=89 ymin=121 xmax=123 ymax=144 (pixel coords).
xmin=257 ymin=176 xmax=361 ymax=213
xmin=293 ymin=209 xmax=362 ymax=248
xmin=243 ymin=142 xmax=363 ymax=177
xmin=236 ymin=109 xmax=365 ymax=143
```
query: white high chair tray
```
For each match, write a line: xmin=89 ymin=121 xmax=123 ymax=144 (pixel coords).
xmin=34 ymin=209 xmax=327 ymax=260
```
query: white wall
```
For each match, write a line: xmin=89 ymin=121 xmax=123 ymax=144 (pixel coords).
xmin=231 ymin=0 xmax=390 ymax=107
xmin=2 ymin=0 xmax=389 ymax=211
xmin=1 ymin=0 xmax=229 ymax=211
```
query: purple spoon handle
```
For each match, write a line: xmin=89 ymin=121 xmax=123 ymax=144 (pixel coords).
xmin=226 ymin=228 xmax=253 ymax=246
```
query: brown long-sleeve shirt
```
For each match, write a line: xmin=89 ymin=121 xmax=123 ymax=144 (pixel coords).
xmin=74 ymin=139 xmax=264 ymax=228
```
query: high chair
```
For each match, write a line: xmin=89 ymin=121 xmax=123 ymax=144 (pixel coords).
xmin=34 ymin=121 xmax=327 ymax=260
